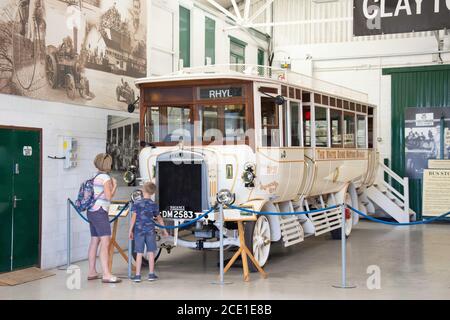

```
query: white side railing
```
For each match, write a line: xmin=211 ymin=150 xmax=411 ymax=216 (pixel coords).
xmin=174 ymin=64 xmax=369 ymax=102
xmin=376 ymin=162 xmax=410 ymax=218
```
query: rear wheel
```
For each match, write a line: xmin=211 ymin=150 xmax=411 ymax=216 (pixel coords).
xmin=244 ymin=215 xmax=271 ymax=272
xmin=330 ymin=193 xmax=353 ymax=240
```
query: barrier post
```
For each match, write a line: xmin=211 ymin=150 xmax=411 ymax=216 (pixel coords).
xmin=211 ymin=203 xmax=232 ymax=285
xmin=333 ymin=204 xmax=356 ymax=289
xmin=66 ymin=199 xmax=71 ymax=269
xmin=128 ymin=207 xmax=132 ymax=279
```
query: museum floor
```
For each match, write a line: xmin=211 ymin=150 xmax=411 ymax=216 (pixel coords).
xmin=1 ymin=220 xmax=450 ymax=300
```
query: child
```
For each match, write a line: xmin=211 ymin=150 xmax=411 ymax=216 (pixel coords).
xmin=129 ymin=182 xmax=168 ymax=282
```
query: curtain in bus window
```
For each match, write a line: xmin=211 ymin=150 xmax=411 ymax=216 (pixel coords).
xmin=357 ymin=115 xmax=367 ymax=148
xmin=290 ymin=101 xmax=301 ymax=146
xmin=303 ymin=106 xmax=311 ymax=147
xmin=330 ymin=109 xmax=343 ymax=148
xmin=315 ymin=106 xmax=328 ymax=147
xmin=344 ymin=112 xmax=356 ymax=148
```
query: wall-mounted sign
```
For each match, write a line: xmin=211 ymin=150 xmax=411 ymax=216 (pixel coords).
xmin=198 ymin=87 xmax=243 ymax=100
xmin=354 ymin=0 xmax=450 ymax=36
xmin=23 ymin=146 xmax=32 ymax=157
xmin=415 ymin=113 xmax=434 ymax=127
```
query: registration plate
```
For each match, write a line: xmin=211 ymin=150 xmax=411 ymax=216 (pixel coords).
xmin=161 ymin=210 xmax=196 ymax=220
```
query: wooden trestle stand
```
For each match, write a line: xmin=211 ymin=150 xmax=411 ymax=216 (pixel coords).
xmin=108 ymin=201 xmax=135 ymax=272
xmin=223 ymin=216 xmax=268 ymax=282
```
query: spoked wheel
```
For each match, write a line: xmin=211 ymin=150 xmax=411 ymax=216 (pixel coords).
xmin=65 ymin=74 xmax=76 ymax=99
xmin=78 ymin=77 xmax=90 ymax=98
xmin=245 ymin=215 xmax=271 ymax=272
xmin=12 ymin=5 xmax=40 ymax=90
xmin=331 ymin=193 xmax=353 ymax=240
xmin=45 ymin=54 xmax=57 ymax=88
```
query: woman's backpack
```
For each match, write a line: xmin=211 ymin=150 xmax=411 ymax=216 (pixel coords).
xmin=74 ymin=174 xmax=101 ymax=212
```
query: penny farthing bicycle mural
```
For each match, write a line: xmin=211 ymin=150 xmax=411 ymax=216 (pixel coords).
xmin=11 ymin=0 xmax=46 ymax=91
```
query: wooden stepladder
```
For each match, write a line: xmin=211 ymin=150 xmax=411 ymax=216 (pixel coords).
xmin=107 ymin=202 xmax=135 ymax=272
xmin=223 ymin=219 xmax=268 ymax=282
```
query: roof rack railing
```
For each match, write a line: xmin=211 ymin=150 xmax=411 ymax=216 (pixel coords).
xmin=170 ymin=64 xmax=368 ymax=102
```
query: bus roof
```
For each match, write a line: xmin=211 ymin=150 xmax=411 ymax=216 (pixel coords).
xmin=135 ymin=64 xmax=371 ymax=104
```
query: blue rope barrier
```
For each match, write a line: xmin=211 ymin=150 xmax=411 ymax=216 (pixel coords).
xmin=228 ymin=204 xmax=340 ymax=216
xmin=346 ymin=205 xmax=450 ymax=226
xmin=154 ymin=208 xmax=215 ymax=230
xmin=68 ymin=199 xmax=130 ymax=224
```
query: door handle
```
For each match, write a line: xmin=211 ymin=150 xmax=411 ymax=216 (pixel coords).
xmin=13 ymin=196 xmax=22 ymax=208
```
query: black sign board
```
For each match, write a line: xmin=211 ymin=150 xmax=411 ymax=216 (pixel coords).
xmin=198 ymin=86 xmax=243 ymax=100
xmin=354 ymin=0 xmax=450 ymax=36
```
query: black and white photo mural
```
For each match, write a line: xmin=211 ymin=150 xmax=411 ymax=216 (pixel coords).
xmin=0 ymin=0 xmax=146 ymax=111
xmin=405 ymin=107 xmax=450 ymax=179
xmin=107 ymin=115 xmax=139 ymax=170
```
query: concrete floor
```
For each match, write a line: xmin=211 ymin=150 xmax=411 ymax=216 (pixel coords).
xmin=1 ymin=220 xmax=450 ymax=300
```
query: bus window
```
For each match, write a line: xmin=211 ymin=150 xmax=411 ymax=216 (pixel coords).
xmin=357 ymin=115 xmax=367 ymax=148
xmin=315 ymin=106 xmax=328 ymax=147
xmin=224 ymin=105 xmax=246 ymax=141
xmin=145 ymin=106 xmax=192 ymax=143
xmin=290 ymin=101 xmax=302 ymax=146
xmin=303 ymin=106 xmax=311 ymax=147
xmin=199 ymin=105 xmax=222 ymax=142
xmin=261 ymin=97 xmax=280 ymax=147
xmin=198 ymin=104 xmax=246 ymax=143
xmin=330 ymin=109 xmax=342 ymax=148
xmin=343 ymin=112 xmax=356 ymax=148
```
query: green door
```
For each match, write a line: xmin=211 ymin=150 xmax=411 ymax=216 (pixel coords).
xmin=0 ymin=128 xmax=40 ymax=273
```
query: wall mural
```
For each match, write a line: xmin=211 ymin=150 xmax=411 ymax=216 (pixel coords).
xmin=0 ymin=0 xmax=146 ymax=111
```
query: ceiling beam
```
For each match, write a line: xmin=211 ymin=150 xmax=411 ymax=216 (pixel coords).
xmin=230 ymin=0 xmax=243 ymax=22
xmin=243 ymin=0 xmax=251 ymax=21
xmin=248 ymin=0 xmax=274 ymax=24
xmin=207 ymin=0 xmax=239 ymax=21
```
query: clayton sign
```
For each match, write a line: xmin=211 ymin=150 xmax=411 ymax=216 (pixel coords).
xmin=354 ymin=0 xmax=450 ymax=36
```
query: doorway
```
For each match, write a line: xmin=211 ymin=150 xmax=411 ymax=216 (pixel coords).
xmin=0 ymin=127 xmax=41 ymax=273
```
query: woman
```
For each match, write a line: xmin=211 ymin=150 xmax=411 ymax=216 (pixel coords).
xmin=87 ymin=153 xmax=121 ymax=283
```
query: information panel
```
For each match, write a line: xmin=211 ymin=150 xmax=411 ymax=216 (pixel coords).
xmin=423 ymin=169 xmax=450 ymax=216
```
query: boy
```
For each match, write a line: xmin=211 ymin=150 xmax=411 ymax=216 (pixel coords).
xmin=129 ymin=182 xmax=168 ymax=282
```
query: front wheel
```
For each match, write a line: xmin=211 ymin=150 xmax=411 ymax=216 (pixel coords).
xmin=245 ymin=215 xmax=271 ymax=272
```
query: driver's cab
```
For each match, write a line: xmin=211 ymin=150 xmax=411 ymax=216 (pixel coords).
xmin=142 ymin=80 xmax=255 ymax=148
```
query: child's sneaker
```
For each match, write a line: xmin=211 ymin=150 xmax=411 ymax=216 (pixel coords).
xmin=148 ymin=273 xmax=158 ymax=281
xmin=131 ymin=275 xmax=141 ymax=282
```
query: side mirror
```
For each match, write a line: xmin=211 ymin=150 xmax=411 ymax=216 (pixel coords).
xmin=128 ymin=103 xmax=135 ymax=113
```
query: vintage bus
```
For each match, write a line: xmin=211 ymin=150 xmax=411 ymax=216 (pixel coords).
xmin=130 ymin=64 xmax=378 ymax=268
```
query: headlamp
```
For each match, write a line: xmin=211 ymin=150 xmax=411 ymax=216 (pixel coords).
xmin=216 ymin=189 xmax=235 ymax=206
xmin=131 ymin=189 xmax=143 ymax=202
